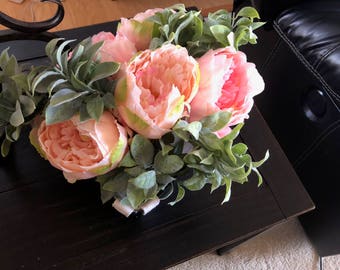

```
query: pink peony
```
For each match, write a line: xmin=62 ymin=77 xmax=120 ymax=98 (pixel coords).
xmin=115 ymin=44 xmax=200 ymax=139
xmin=30 ymin=112 xmax=128 ymax=183
xmin=117 ymin=8 xmax=163 ymax=51
xmin=190 ymin=47 xmax=264 ymax=136
xmin=91 ymin=31 xmax=137 ymax=64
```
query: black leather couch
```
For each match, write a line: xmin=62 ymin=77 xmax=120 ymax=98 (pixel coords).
xmin=235 ymin=0 xmax=340 ymax=257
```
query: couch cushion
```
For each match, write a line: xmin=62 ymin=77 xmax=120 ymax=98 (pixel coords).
xmin=274 ymin=0 xmax=340 ymax=104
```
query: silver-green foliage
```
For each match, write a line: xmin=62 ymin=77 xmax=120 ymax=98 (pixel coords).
xmin=0 ymin=49 xmax=40 ymax=157
xmin=96 ymin=111 xmax=269 ymax=210
xmin=31 ymin=38 xmax=120 ymax=125
xmin=149 ymin=5 xmax=266 ymax=55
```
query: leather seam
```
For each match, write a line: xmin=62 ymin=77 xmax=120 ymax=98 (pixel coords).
xmin=273 ymin=21 xmax=340 ymax=105
xmin=260 ymin=34 xmax=282 ymax=73
xmin=314 ymin=42 xmax=340 ymax=71
xmin=294 ymin=119 xmax=340 ymax=168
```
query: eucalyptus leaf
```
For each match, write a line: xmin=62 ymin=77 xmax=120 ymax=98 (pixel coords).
xmin=200 ymin=111 xmax=231 ymax=132
xmin=86 ymin=95 xmax=104 ymax=121
xmin=119 ymin=152 xmax=137 ymax=168
xmin=127 ymin=183 xmax=145 ymax=209
xmin=236 ymin=6 xmax=260 ymax=19
xmin=157 ymin=174 xmax=176 ymax=186
xmin=124 ymin=166 xmax=145 ymax=177
xmin=102 ymin=172 xmax=129 ymax=193
xmin=154 ymin=152 xmax=184 ymax=174
xmin=210 ymin=25 xmax=231 ymax=46
xmin=131 ymin=135 xmax=154 ymax=168
xmin=182 ymin=173 xmax=206 ymax=191
xmin=169 ymin=184 xmax=185 ymax=206
xmin=130 ymin=170 xmax=156 ymax=189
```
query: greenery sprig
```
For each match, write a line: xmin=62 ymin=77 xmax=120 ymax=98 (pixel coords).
xmin=0 ymin=49 xmax=42 ymax=156
xmin=96 ymin=111 xmax=269 ymax=210
xmin=149 ymin=5 xmax=265 ymax=56
xmin=30 ymin=38 xmax=120 ymax=125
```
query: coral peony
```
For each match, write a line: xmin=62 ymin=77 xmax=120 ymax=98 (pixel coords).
xmin=190 ymin=47 xmax=264 ymax=136
xmin=30 ymin=112 xmax=128 ymax=183
xmin=115 ymin=44 xmax=200 ymax=139
xmin=91 ymin=31 xmax=137 ymax=64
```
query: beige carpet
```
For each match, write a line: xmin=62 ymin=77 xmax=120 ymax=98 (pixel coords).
xmin=169 ymin=218 xmax=340 ymax=270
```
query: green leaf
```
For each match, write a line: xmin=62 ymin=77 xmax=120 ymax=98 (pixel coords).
xmin=236 ymin=6 xmax=260 ymax=19
xmin=159 ymin=182 xmax=174 ymax=200
xmin=31 ymin=70 xmax=60 ymax=95
xmin=209 ymin=170 xmax=222 ymax=193
xmin=130 ymin=170 xmax=156 ymax=189
xmin=69 ymin=44 xmax=85 ymax=70
xmin=130 ymin=135 xmax=154 ymax=168
xmin=49 ymin=88 xmax=86 ymax=106
xmin=169 ymin=184 xmax=185 ymax=206
xmin=154 ymin=152 xmax=184 ymax=174
xmin=157 ymin=174 xmax=176 ymax=186
xmin=160 ymin=139 xmax=174 ymax=155
xmin=223 ymin=123 xmax=244 ymax=141
xmin=47 ymin=79 xmax=68 ymax=95
xmin=127 ymin=183 xmax=145 ymax=209
xmin=45 ymin=38 xmax=64 ymax=59
xmin=182 ymin=173 xmax=206 ymax=191
xmin=252 ymin=167 xmax=263 ymax=187
xmin=100 ymin=190 xmax=115 ymax=204
xmin=124 ymin=166 xmax=145 ymax=177
xmin=252 ymin=150 xmax=270 ymax=168
xmin=103 ymin=92 xmax=115 ymax=109
xmin=224 ymin=139 xmax=237 ymax=164
xmin=119 ymin=152 xmax=137 ymax=168
xmin=86 ymin=95 xmax=104 ymax=121
xmin=221 ymin=176 xmax=232 ymax=204
xmin=102 ymin=172 xmax=129 ymax=193
xmin=210 ymin=25 xmax=231 ymax=46
xmin=0 ymin=48 xmax=10 ymax=67
xmin=19 ymin=95 xmax=35 ymax=116
xmin=45 ymin=98 xmax=81 ymax=124
xmin=56 ymin=40 xmax=75 ymax=73
xmin=9 ymin=101 xmax=24 ymax=127
xmin=232 ymin=143 xmax=248 ymax=155
xmin=185 ymin=121 xmax=202 ymax=140
xmin=11 ymin=73 xmax=29 ymax=92
xmin=200 ymin=111 xmax=231 ymax=132
xmin=89 ymin=62 xmax=120 ymax=85
xmin=1 ymin=138 xmax=11 ymax=157
xmin=200 ymin=153 xmax=214 ymax=165
xmin=79 ymin=103 xmax=91 ymax=122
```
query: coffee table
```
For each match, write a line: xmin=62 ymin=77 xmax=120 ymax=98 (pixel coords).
xmin=0 ymin=22 xmax=314 ymax=270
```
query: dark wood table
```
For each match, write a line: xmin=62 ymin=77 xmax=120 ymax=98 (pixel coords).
xmin=0 ymin=23 xmax=314 ymax=270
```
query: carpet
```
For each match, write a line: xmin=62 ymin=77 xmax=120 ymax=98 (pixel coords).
xmin=169 ymin=218 xmax=339 ymax=270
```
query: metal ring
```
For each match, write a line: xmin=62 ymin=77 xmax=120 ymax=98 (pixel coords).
xmin=0 ymin=0 xmax=64 ymax=33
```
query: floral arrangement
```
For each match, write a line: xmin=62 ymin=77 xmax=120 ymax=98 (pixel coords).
xmin=0 ymin=4 xmax=268 ymax=216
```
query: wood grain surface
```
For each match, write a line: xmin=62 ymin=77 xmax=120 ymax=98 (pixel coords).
xmin=0 ymin=0 xmax=233 ymax=31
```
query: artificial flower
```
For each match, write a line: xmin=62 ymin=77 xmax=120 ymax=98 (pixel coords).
xmin=91 ymin=31 xmax=137 ymax=64
xmin=190 ymin=47 xmax=265 ymax=137
xmin=115 ymin=44 xmax=200 ymax=139
xmin=30 ymin=112 xmax=128 ymax=183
